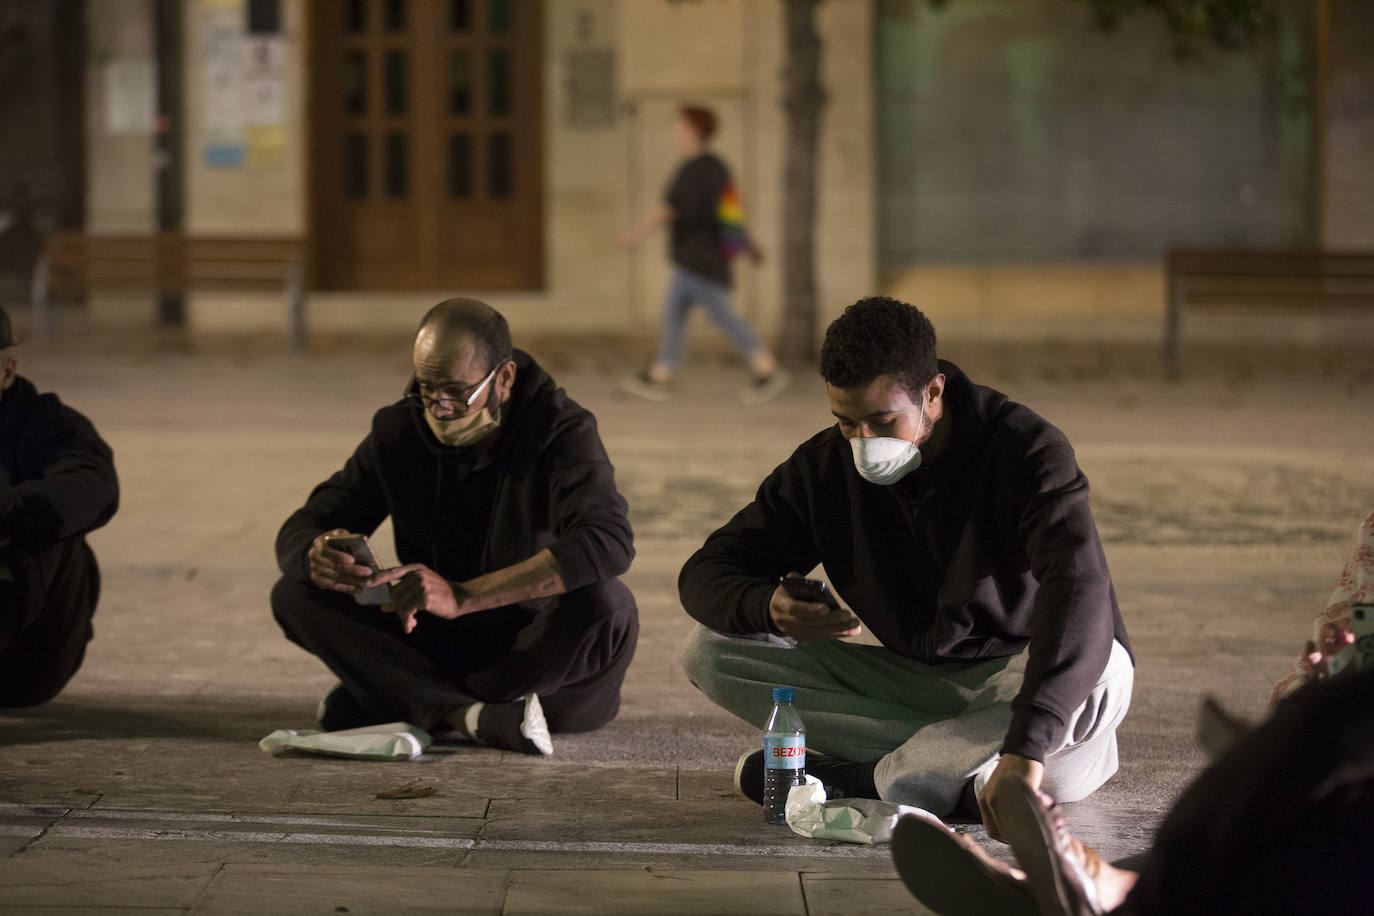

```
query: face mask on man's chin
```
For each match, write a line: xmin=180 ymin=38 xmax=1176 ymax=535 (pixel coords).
xmin=424 ymin=404 xmax=502 ymax=447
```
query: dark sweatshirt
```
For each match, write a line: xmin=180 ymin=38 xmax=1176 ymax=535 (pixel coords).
xmin=678 ymin=360 xmax=1131 ymax=762
xmin=0 ymin=376 xmax=118 ymax=554
xmin=276 ymin=350 xmax=633 ymax=598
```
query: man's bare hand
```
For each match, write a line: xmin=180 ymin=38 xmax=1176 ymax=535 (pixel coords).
xmin=768 ymin=585 xmax=862 ymax=641
xmin=368 ymin=563 xmax=465 ymax=634
xmin=307 ymin=529 xmax=374 ymax=593
xmin=978 ymin=753 xmax=1045 ymax=842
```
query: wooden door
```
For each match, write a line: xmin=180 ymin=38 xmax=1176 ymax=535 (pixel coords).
xmin=311 ymin=0 xmax=543 ymax=290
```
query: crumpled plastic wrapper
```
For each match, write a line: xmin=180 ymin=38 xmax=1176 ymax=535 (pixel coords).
xmin=784 ymin=774 xmax=935 ymax=844
xmin=258 ymin=722 xmax=432 ymax=761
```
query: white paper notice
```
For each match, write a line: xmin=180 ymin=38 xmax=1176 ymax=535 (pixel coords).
xmin=104 ymin=60 xmax=155 ymax=135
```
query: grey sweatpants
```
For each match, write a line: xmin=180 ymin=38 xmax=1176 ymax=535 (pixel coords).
xmin=680 ymin=625 xmax=1134 ymax=815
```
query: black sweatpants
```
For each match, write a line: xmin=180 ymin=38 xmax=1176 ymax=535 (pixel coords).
xmin=1122 ymin=665 xmax=1374 ymax=916
xmin=271 ymin=575 xmax=639 ymax=733
xmin=0 ymin=537 xmax=99 ymax=708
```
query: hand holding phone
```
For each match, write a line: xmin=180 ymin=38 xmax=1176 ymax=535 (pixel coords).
xmin=309 ymin=530 xmax=391 ymax=605
xmin=771 ymin=576 xmax=862 ymax=642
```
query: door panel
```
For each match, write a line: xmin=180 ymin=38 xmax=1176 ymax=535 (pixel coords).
xmin=311 ymin=0 xmax=543 ymax=290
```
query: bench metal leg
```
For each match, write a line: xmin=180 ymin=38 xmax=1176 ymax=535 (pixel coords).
xmin=286 ymin=261 xmax=306 ymax=353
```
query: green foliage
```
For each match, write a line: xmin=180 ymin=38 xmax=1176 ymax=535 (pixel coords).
xmin=1075 ymin=0 xmax=1276 ymax=56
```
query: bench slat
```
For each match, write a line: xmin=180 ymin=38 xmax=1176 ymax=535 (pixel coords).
xmin=1164 ymin=247 xmax=1374 ymax=371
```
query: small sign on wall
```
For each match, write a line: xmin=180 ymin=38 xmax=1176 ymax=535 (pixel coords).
xmin=201 ymin=0 xmax=288 ymax=168
xmin=103 ymin=59 xmax=155 ymax=135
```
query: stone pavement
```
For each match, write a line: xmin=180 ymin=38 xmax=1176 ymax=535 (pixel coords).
xmin=2 ymin=334 xmax=1372 ymax=913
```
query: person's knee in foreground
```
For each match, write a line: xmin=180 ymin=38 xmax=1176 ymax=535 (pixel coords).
xmin=0 ymin=303 xmax=119 ymax=708
xmin=677 ymin=295 xmax=1133 ymax=821
xmin=271 ymin=298 xmax=639 ymax=755
xmin=891 ymin=511 xmax=1374 ymax=916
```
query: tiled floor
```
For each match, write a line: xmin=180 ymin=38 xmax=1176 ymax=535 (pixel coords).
xmin=4 ymin=340 xmax=1372 ymax=912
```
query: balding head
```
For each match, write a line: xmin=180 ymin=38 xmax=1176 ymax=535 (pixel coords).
xmin=411 ymin=298 xmax=517 ymax=419
xmin=415 ymin=298 xmax=511 ymax=372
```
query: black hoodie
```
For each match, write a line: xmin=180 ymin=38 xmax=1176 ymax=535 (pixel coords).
xmin=678 ymin=360 xmax=1130 ymax=762
xmin=0 ymin=376 xmax=118 ymax=553
xmin=276 ymin=350 xmax=633 ymax=599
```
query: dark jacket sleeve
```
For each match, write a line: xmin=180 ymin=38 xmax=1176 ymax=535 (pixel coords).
xmin=540 ymin=409 xmax=634 ymax=591
xmin=1000 ymin=435 xmax=1119 ymax=762
xmin=679 ymin=450 xmax=822 ymax=635
xmin=0 ymin=405 xmax=118 ymax=549
xmin=274 ymin=428 xmax=390 ymax=583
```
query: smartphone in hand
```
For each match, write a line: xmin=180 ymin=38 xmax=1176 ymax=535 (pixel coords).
xmin=325 ymin=534 xmax=391 ymax=606
xmin=779 ymin=576 xmax=861 ymax=628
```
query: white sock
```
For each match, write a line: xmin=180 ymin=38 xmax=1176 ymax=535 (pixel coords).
xmin=464 ymin=702 xmax=484 ymax=739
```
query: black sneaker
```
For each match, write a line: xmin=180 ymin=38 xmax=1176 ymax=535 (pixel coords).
xmin=475 ymin=694 xmax=553 ymax=756
xmin=732 ymin=748 xmax=879 ymax=805
xmin=734 ymin=748 xmax=767 ymax=804
xmin=315 ymin=682 xmax=376 ymax=731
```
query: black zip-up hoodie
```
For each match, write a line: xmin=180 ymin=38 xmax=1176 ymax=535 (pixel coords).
xmin=678 ymin=360 xmax=1131 ymax=762
xmin=276 ymin=350 xmax=633 ymax=597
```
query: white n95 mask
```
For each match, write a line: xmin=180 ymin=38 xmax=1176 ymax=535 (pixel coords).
xmin=849 ymin=398 xmax=926 ymax=486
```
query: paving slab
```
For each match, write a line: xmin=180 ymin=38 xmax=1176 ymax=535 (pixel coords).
xmin=192 ymin=864 xmax=509 ymax=914
xmin=502 ymin=869 xmax=806 ymax=915
xmin=0 ymin=860 xmax=218 ymax=909
xmin=2 ymin=341 xmax=1371 ymax=911
xmin=802 ymin=874 xmax=935 ymax=916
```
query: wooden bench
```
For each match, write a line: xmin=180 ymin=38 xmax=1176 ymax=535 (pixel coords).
xmin=1164 ymin=248 xmax=1374 ymax=371
xmin=34 ymin=232 xmax=309 ymax=350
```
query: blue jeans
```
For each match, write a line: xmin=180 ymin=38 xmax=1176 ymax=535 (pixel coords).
xmin=654 ymin=268 xmax=763 ymax=371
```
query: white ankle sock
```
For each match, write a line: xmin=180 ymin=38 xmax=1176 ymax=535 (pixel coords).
xmin=464 ymin=702 xmax=484 ymax=739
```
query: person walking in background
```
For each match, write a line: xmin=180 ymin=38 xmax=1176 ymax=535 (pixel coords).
xmin=617 ymin=104 xmax=789 ymax=404
xmin=0 ymin=303 xmax=119 ymax=707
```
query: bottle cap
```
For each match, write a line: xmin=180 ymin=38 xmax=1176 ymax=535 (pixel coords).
xmin=772 ymin=686 xmax=795 ymax=703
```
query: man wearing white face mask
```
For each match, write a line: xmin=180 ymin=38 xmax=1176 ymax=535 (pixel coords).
xmin=680 ymin=296 xmax=1134 ymax=835
xmin=272 ymin=299 xmax=638 ymax=755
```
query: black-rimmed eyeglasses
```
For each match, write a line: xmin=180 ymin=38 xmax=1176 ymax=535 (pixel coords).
xmin=405 ymin=364 xmax=499 ymax=417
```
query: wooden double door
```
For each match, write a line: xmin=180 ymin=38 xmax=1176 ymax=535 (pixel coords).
xmin=311 ymin=0 xmax=542 ymax=290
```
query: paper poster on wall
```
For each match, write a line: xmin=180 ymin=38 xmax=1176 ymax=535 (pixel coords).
xmin=242 ymin=35 xmax=288 ymax=167
xmin=201 ymin=0 xmax=245 ymax=167
xmin=103 ymin=59 xmax=155 ymax=135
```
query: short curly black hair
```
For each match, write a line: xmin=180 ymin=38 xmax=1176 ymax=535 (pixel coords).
xmin=819 ymin=296 xmax=937 ymax=396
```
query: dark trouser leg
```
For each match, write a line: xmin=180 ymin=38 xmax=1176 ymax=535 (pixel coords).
xmin=0 ymin=538 xmax=99 ymax=708
xmin=1123 ymin=666 xmax=1374 ymax=915
xmin=271 ymin=575 xmax=517 ymax=730
xmin=271 ymin=576 xmax=638 ymax=734
xmin=466 ymin=578 xmax=640 ymax=733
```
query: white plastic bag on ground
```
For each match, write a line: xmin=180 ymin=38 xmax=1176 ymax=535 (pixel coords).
xmin=258 ymin=722 xmax=431 ymax=761
xmin=784 ymin=774 xmax=936 ymax=844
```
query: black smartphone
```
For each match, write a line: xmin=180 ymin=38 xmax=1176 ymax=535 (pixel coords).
xmin=325 ymin=534 xmax=390 ymax=605
xmin=779 ymin=576 xmax=841 ymax=608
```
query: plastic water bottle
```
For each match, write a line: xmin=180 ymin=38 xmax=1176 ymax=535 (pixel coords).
xmin=763 ymin=686 xmax=805 ymax=825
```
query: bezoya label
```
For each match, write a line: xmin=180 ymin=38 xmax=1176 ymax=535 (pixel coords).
xmin=764 ymin=735 xmax=806 ymax=769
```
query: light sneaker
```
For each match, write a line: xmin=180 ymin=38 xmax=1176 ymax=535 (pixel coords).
xmin=475 ymin=694 xmax=553 ymax=756
xmin=619 ymin=371 xmax=674 ymax=402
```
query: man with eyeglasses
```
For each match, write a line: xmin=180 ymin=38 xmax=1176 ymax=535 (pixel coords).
xmin=271 ymin=299 xmax=638 ymax=755
xmin=0 ymin=303 xmax=119 ymax=707
xmin=679 ymin=296 xmax=1132 ymax=834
